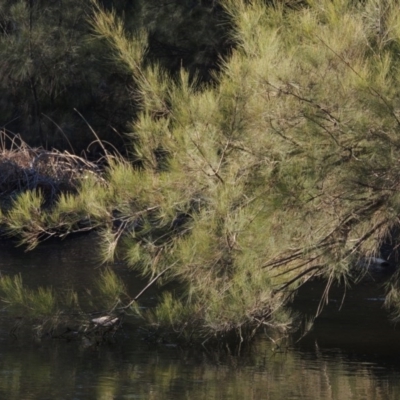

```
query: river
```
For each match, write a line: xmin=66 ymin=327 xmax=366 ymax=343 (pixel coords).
xmin=0 ymin=234 xmax=399 ymax=399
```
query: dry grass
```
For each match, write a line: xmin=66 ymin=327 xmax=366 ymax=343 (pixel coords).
xmin=0 ymin=131 xmax=100 ymax=207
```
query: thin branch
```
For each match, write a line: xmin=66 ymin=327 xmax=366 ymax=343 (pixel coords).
xmin=271 ymin=256 xmax=319 ymax=279
xmin=74 ymin=108 xmax=108 ymax=156
xmin=120 ymin=264 xmax=174 ymax=309
xmin=275 ymin=265 xmax=323 ymax=292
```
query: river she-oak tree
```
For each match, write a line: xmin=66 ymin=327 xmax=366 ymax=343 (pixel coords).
xmin=2 ymin=0 xmax=400 ymax=343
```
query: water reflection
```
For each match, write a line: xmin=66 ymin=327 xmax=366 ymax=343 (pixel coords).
xmin=1 ymin=336 xmax=400 ymax=400
xmin=0 ymin=235 xmax=399 ymax=399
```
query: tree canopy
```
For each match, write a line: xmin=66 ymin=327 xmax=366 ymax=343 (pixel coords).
xmin=87 ymin=0 xmax=400 ymax=339
xmin=2 ymin=0 xmax=400 ymax=343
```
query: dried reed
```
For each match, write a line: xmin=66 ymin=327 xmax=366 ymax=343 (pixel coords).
xmin=0 ymin=130 xmax=100 ymax=206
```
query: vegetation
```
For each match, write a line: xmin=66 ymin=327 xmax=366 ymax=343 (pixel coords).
xmin=0 ymin=0 xmax=133 ymax=150
xmin=88 ymin=0 xmax=400 ymax=340
xmin=0 ymin=131 xmax=103 ymax=249
xmin=2 ymin=0 xmax=400 ymax=343
xmin=0 ymin=0 xmax=228 ymax=151
xmin=127 ymin=0 xmax=229 ymax=82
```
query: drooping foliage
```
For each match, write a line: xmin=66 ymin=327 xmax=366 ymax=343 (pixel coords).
xmin=3 ymin=0 xmax=400 ymax=342
xmin=85 ymin=0 xmax=400 ymax=339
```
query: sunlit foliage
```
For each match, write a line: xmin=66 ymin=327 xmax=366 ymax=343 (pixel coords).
xmin=0 ymin=274 xmax=56 ymax=317
xmin=87 ymin=0 xmax=400 ymax=339
xmin=95 ymin=267 xmax=127 ymax=309
xmin=4 ymin=0 xmax=400 ymax=341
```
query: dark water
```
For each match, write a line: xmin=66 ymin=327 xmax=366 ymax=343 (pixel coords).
xmin=0 ymin=235 xmax=400 ymax=400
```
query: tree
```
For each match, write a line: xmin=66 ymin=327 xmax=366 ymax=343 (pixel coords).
xmin=3 ymin=0 xmax=400 ymax=343
xmin=88 ymin=0 xmax=400 ymax=341
xmin=0 ymin=0 xmax=132 ymax=151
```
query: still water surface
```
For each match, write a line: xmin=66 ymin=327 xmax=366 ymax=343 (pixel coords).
xmin=0 ymin=235 xmax=399 ymax=399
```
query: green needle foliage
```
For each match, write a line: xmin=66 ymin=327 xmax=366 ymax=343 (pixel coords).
xmin=0 ymin=274 xmax=56 ymax=318
xmin=88 ymin=0 xmax=400 ymax=341
xmin=4 ymin=0 xmax=400 ymax=343
xmin=95 ymin=267 xmax=127 ymax=309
